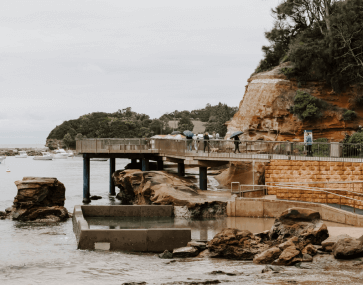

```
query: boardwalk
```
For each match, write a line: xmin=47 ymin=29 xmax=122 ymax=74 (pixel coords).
xmin=76 ymin=138 xmax=363 ymax=203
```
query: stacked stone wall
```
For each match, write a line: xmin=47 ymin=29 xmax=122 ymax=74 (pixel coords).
xmin=265 ymin=160 xmax=363 ymax=210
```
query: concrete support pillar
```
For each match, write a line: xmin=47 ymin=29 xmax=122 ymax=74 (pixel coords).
xmin=199 ymin=167 xmax=207 ymax=190
xmin=178 ymin=162 xmax=185 ymax=177
xmin=157 ymin=160 xmax=164 ymax=171
xmin=83 ymin=154 xmax=91 ymax=203
xmin=131 ymin=158 xmax=137 ymax=164
xmin=142 ymin=158 xmax=150 ymax=171
xmin=109 ymin=157 xmax=116 ymax=195
xmin=199 ymin=228 xmax=208 ymax=241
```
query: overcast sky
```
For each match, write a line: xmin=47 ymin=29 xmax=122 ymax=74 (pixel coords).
xmin=1 ymin=0 xmax=280 ymax=145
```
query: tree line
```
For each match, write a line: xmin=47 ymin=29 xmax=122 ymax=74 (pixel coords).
xmin=256 ymin=0 xmax=363 ymax=93
xmin=47 ymin=103 xmax=238 ymax=148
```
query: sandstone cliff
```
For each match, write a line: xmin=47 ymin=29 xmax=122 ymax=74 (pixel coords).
xmin=226 ymin=63 xmax=363 ymax=142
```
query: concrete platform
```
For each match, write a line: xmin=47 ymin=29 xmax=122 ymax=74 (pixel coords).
xmin=72 ymin=205 xmax=191 ymax=252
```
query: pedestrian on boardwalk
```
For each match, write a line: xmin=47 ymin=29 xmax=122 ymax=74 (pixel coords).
xmin=305 ymin=133 xmax=313 ymax=156
xmin=216 ymin=133 xmax=220 ymax=139
xmin=203 ymin=132 xmax=210 ymax=153
xmin=193 ymin=135 xmax=199 ymax=153
xmin=234 ymin=135 xmax=241 ymax=153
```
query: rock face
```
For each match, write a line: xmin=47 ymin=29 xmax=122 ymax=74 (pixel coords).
xmin=113 ymin=170 xmax=227 ymax=218
xmin=215 ymin=161 xmax=267 ymax=190
xmin=205 ymin=208 xmax=329 ymax=265
xmin=226 ymin=62 xmax=363 ymax=142
xmin=4 ymin=177 xmax=69 ymax=222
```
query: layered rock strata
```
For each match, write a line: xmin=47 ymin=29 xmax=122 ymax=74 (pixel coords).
xmin=3 ymin=177 xmax=69 ymax=222
xmin=112 ymin=170 xmax=227 ymax=218
xmin=226 ymin=62 xmax=363 ymax=142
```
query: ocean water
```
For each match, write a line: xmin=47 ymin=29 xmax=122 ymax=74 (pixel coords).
xmin=0 ymin=157 xmax=362 ymax=285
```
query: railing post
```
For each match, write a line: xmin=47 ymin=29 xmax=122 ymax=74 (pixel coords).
xmin=109 ymin=157 xmax=116 ymax=195
xmin=83 ymin=154 xmax=91 ymax=204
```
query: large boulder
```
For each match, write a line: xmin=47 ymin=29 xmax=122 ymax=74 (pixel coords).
xmin=269 ymin=208 xmax=329 ymax=245
xmin=207 ymin=228 xmax=269 ymax=260
xmin=332 ymin=237 xmax=363 ymax=259
xmin=4 ymin=177 xmax=69 ymax=222
xmin=322 ymin=234 xmax=352 ymax=252
xmin=272 ymin=245 xmax=300 ymax=266
xmin=113 ymin=170 xmax=227 ymax=218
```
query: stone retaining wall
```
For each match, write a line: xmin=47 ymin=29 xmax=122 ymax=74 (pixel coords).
xmin=72 ymin=205 xmax=191 ymax=252
xmin=265 ymin=160 xmax=363 ymax=209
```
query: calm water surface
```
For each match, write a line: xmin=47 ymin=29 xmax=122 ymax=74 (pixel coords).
xmin=0 ymin=157 xmax=361 ymax=285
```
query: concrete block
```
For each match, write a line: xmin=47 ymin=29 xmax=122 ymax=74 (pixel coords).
xmin=140 ymin=205 xmax=173 ymax=217
xmin=78 ymin=229 xmax=148 ymax=251
xmin=81 ymin=205 xmax=110 ymax=217
xmin=320 ymin=206 xmax=345 ymax=224
xmin=147 ymin=228 xmax=191 ymax=252
xmin=235 ymin=199 xmax=263 ymax=217
xmin=109 ymin=206 xmax=141 ymax=217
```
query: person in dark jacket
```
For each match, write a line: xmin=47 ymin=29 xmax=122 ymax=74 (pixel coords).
xmin=234 ymin=135 xmax=241 ymax=153
xmin=203 ymin=132 xmax=210 ymax=152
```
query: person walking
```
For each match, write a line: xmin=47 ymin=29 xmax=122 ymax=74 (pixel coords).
xmin=234 ymin=135 xmax=240 ymax=153
xmin=193 ymin=135 xmax=199 ymax=153
xmin=306 ymin=133 xmax=313 ymax=156
xmin=203 ymin=132 xmax=210 ymax=153
xmin=186 ymin=136 xmax=193 ymax=151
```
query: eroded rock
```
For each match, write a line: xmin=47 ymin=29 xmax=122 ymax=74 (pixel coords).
xmin=269 ymin=208 xmax=329 ymax=245
xmin=332 ymin=237 xmax=363 ymax=259
xmin=322 ymin=234 xmax=352 ymax=252
xmin=173 ymin=246 xmax=199 ymax=258
xmin=113 ymin=170 xmax=227 ymax=218
xmin=159 ymin=250 xmax=173 ymax=259
xmin=253 ymin=247 xmax=281 ymax=264
xmin=187 ymin=241 xmax=207 ymax=251
xmin=272 ymin=245 xmax=300 ymax=266
xmin=3 ymin=177 xmax=69 ymax=222
xmin=207 ymin=228 xmax=269 ymax=260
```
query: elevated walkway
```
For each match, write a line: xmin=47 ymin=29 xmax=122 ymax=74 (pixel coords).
xmin=76 ymin=138 xmax=363 ymax=203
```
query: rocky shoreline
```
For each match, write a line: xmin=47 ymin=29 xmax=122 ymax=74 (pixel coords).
xmin=0 ymin=148 xmax=46 ymax=156
xmin=162 ymin=207 xmax=363 ymax=272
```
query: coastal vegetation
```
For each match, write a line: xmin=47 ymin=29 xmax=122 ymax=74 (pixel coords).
xmin=46 ymin=103 xmax=237 ymax=148
xmin=255 ymin=0 xmax=363 ymax=92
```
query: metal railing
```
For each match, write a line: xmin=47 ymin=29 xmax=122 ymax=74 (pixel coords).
xmin=230 ymin=183 xmax=267 ymax=197
xmin=76 ymin=138 xmax=363 ymax=162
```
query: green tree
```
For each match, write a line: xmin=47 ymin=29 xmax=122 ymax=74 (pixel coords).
xmin=255 ymin=0 xmax=363 ymax=92
xmin=177 ymin=115 xmax=194 ymax=132
xmin=63 ymin=133 xmax=75 ymax=149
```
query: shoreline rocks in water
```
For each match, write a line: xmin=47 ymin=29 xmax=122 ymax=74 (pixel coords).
xmin=2 ymin=177 xmax=70 ymax=222
xmin=112 ymin=169 xmax=227 ymax=218
xmin=171 ymin=207 xmax=363 ymax=266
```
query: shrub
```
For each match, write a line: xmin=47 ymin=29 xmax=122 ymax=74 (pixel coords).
xmin=342 ymin=110 xmax=357 ymax=121
xmin=291 ymin=90 xmax=326 ymax=121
